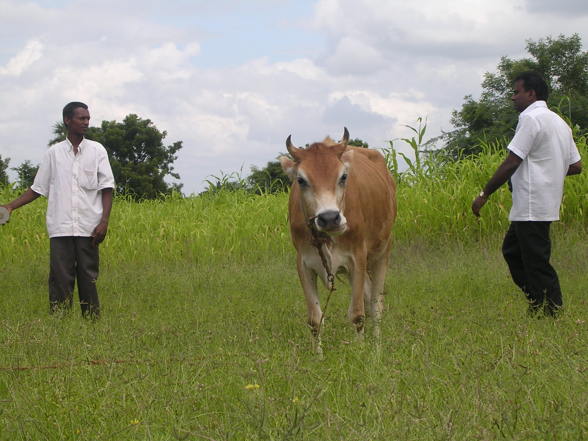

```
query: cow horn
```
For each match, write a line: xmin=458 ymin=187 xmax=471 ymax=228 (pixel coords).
xmin=286 ymin=135 xmax=301 ymax=159
xmin=341 ymin=127 xmax=349 ymax=145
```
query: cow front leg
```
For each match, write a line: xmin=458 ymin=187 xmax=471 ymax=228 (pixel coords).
xmin=297 ymin=257 xmax=323 ymax=355
xmin=348 ymin=257 xmax=367 ymax=338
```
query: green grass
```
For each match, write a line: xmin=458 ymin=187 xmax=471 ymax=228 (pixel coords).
xmin=1 ymin=187 xmax=587 ymax=440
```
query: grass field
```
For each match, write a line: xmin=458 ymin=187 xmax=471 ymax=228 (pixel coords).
xmin=1 ymin=186 xmax=587 ymax=440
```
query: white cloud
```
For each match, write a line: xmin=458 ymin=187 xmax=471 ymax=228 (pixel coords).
xmin=314 ymin=0 xmax=525 ymax=53
xmin=0 ymin=40 xmax=43 ymax=76
xmin=51 ymin=61 xmax=144 ymax=100
xmin=324 ymin=37 xmax=387 ymax=75
xmin=141 ymin=42 xmax=200 ymax=80
xmin=329 ymin=90 xmax=435 ymax=126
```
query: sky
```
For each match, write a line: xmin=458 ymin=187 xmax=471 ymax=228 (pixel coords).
xmin=1 ymin=0 xmax=588 ymax=194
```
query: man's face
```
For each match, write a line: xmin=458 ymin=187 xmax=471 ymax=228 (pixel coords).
xmin=64 ymin=107 xmax=90 ymax=136
xmin=511 ymin=80 xmax=536 ymax=113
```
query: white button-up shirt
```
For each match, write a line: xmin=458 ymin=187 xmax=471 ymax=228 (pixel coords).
xmin=507 ymin=101 xmax=581 ymax=221
xmin=31 ymin=138 xmax=115 ymax=238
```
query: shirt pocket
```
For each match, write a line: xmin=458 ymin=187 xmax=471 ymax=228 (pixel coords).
xmin=81 ymin=168 xmax=98 ymax=190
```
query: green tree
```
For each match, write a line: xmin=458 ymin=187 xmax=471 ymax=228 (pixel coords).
xmin=0 ymin=155 xmax=9 ymax=187
xmin=446 ymin=34 xmax=588 ymax=158
xmin=348 ymin=138 xmax=369 ymax=148
xmin=12 ymin=160 xmax=39 ymax=189
xmin=247 ymin=160 xmax=290 ymax=194
xmin=89 ymin=115 xmax=183 ymax=199
xmin=50 ymin=115 xmax=183 ymax=199
xmin=48 ymin=122 xmax=67 ymax=146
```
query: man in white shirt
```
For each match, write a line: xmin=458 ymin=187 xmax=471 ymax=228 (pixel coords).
xmin=1 ymin=102 xmax=115 ymax=318
xmin=472 ymin=72 xmax=582 ymax=317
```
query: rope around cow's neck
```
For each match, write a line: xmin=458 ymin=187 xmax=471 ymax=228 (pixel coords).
xmin=306 ymin=216 xmax=336 ymax=338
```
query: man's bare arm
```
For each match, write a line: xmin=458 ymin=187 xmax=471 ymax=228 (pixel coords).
xmin=1 ymin=188 xmax=41 ymax=214
xmin=472 ymin=152 xmax=523 ymax=217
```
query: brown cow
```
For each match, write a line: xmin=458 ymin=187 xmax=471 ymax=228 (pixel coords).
xmin=280 ymin=128 xmax=396 ymax=353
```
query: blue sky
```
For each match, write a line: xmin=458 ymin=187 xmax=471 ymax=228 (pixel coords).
xmin=1 ymin=0 xmax=588 ymax=194
xmin=147 ymin=1 xmax=324 ymax=68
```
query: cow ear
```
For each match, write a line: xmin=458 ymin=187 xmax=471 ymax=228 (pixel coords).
xmin=332 ymin=143 xmax=347 ymax=159
xmin=279 ymin=156 xmax=297 ymax=182
xmin=340 ymin=148 xmax=354 ymax=166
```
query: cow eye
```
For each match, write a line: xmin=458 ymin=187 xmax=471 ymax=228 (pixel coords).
xmin=297 ymin=176 xmax=307 ymax=187
xmin=339 ymin=173 xmax=348 ymax=185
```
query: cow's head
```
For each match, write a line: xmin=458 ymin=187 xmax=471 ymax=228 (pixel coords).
xmin=280 ymin=128 xmax=353 ymax=235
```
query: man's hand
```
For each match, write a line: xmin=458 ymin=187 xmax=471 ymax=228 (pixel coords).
xmin=91 ymin=220 xmax=109 ymax=246
xmin=471 ymin=195 xmax=487 ymax=217
xmin=0 ymin=205 xmax=11 ymax=225
xmin=567 ymin=160 xmax=582 ymax=176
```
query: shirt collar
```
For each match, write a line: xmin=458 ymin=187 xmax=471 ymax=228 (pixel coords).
xmin=65 ymin=136 xmax=86 ymax=153
xmin=521 ymin=100 xmax=547 ymax=116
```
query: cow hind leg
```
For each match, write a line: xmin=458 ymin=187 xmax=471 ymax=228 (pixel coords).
xmin=369 ymin=255 xmax=389 ymax=340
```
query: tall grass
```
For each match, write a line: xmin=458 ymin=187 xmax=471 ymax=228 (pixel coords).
xmin=0 ymin=189 xmax=292 ymax=268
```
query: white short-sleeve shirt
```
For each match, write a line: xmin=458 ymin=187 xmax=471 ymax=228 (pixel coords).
xmin=507 ymin=101 xmax=581 ymax=221
xmin=31 ymin=138 xmax=115 ymax=238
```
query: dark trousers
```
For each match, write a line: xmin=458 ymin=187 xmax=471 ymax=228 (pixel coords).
xmin=49 ymin=237 xmax=100 ymax=317
xmin=501 ymin=222 xmax=562 ymax=315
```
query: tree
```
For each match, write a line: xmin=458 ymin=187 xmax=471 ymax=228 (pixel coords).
xmin=50 ymin=115 xmax=183 ymax=199
xmin=348 ymin=138 xmax=369 ymax=148
xmin=12 ymin=160 xmax=38 ymax=189
xmin=446 ymin=34 xmax=588 ymax=158
xmin=48 ymin=122 xmax=67 ymax=146
xmin=247 ymin=160 xmax=290 ymax=194
xmin=0 ymin=155 xmax=9 ymax=187
xmin=90 ymin=115 xmax=183 ymax=199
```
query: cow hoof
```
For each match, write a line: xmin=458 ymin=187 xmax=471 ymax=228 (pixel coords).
xmin=315 ymin=344 xmax=324 ymax=358
xmin=355 ymin=326 xmax=365 ymax=342
xmin=311 ymin=336 xmax=324 ymax=357
xmin=373 ymin=323 xmax=381 ymax=341
xmin=352 ymin=315 xmax=365 ymax=334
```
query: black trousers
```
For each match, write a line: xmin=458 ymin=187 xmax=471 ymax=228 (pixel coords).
xmin=501 ymin=222 xmax=562 ymax=314
xmin=49 ymin=237 xmax=100 ymax=317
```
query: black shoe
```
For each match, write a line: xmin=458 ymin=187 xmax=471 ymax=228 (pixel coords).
xmin=527 ymin=302 xmax=542 ymax=318
xmin=544 ymin=303 xmax=562 ymax=319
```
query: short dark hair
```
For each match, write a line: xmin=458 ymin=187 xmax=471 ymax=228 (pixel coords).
xmin=514 ymin=72 xmax=549 ymax=101
xmin=62 ymin=101 xmax=88 ymax=121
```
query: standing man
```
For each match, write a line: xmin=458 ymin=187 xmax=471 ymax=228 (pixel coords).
xmin=1 ymin=102 xmax=115 ymax=318
xmin=472 ymin=72 xmax=582 ymax=317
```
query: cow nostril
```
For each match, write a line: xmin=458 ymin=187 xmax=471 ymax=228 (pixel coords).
xmin=317 ymin=211 xmax=341 ymax=228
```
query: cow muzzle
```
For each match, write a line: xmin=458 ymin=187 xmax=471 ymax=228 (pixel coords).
xmin=315 ymin=210 xmax=346 ymax=234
